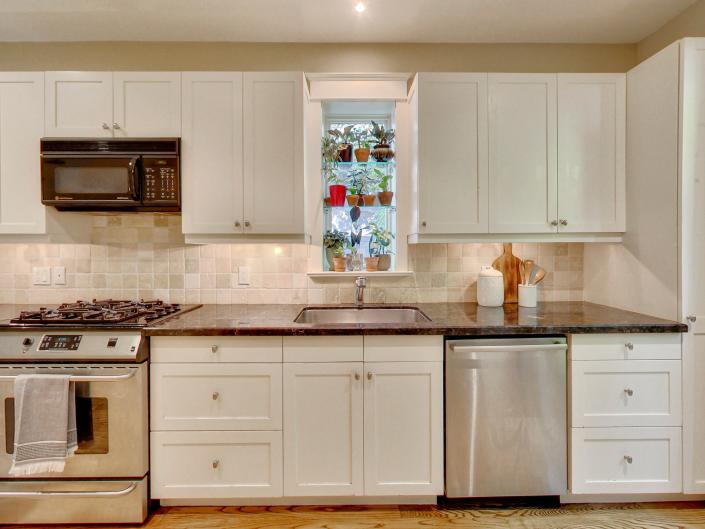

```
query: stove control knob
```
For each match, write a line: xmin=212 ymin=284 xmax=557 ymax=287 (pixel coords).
xmin=22 ymin=337 xmax=33 ymax=348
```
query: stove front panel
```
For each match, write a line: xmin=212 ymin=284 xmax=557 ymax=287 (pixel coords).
xmin=0 ymin=332 xmax=144 ymax=362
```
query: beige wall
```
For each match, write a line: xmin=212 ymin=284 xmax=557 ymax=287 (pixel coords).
xmin=0 ymin=42 xmax=636 ymax=73
xmin=638 ymin=0 xmax=705 ymax=61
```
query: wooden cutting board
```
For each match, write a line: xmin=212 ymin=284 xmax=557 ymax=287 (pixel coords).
xmin=492 ymin=243 xmax=522 ymax=303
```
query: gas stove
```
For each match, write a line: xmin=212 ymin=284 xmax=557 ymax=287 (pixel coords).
xmin=9 ymin=299 xmax=197 ymax=328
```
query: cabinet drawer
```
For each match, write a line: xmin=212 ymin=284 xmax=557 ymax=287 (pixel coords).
xmin=364 ymin=336 xmax=443 ymax=362
xmin=571 ymin=427 xmax=682 ymax=494
xmin=571 ymin=333 xmax=680 ymax=360
xmin=151 ymin=431 xmax=283 ymax=498
xmin=151 ymin=363 xmax=282 ymax=431
xmin=283 ymin=336 xmax=363 ymax=362
xmin=572 ymin=360 xmax=681 ymax=427
xmin=150 ymin=336 xmax=282 ymax=363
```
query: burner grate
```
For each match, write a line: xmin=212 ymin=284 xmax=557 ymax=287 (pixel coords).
xmin=10 ymin=299 xmax=182 ymax=325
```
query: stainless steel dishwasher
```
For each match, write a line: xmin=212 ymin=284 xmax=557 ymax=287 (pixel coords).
xmin=445 ymin=337 xmax=568 ymax=498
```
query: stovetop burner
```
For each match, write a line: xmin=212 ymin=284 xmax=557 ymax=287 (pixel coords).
xmin=10 ymin=299 xmax=185 ymax=326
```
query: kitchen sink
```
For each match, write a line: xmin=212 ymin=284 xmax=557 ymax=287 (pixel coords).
xmin=294 ymin=306 xmax=431 ymax=324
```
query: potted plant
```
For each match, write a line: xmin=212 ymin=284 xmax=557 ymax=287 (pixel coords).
xmin=369 ymin=223 xmax=395 ymax=271
xmin=328 ymin=126 xmax=354 ymax=163
xmin=323 ymin=230 xmax=347 ymax=272
xmin=322 ymin=137 xmax=346 ymax=207
xmin=353 ymin=128 xmax=371 ymax=163
xmin=370 ymin=120 xmax=395 ymax=162
xmin=346 ymin=168 xmax=372 ymax=206
xmin=373 ymin=168 xmax=394 ymax=205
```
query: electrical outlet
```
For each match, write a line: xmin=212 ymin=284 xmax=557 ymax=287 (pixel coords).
xmin=238 ymin=266 xmax=250 ymax=285
xmin=52 ymin=266 xmax=66 ymax=286
xmin=32 ymin=267 xmax=51 ymax=286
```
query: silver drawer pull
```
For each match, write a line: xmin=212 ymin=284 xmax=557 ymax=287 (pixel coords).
xmin=624 ymin=388 xmax=634 ymax=397
xmin=212 ymin=460 xmax=219 ymax=469
xmin=624 ymin=455 xmax=633 ymax=464
xmin=211 ymin=345 xmax=219 ymax=353
xmin=625 ymin=342 xmax=634 ymax=351
xmin=353 ymin=372 xmax=360 ymax=381
xmin=367 ymin=371 xmax=373 ymax=381
xmin=0 ymin=481 xmax=138 ymax=498
xmin=687 ymin=315 xmax=697 ymax=323
xmin=212 ymin=391 xmax=219 ymax=400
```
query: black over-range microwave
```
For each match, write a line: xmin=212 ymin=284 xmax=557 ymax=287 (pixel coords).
xmin=40 ymin=138 xmax=180 ymax=211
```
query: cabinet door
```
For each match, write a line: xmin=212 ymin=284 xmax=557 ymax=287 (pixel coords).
xmin=45 ymin=72 xmax=113 ymax=137
xmin=557 ymin=74 xmax=625 ymax=232
xmin=243 ymin=72 xmax=304 ymax=234
xmin=417 ymin=73 xmax=488 ymax=233
xmin=0 ymin=73 xmax=46 ymax=234
xmin=181 ymin=73 xmax=244 ymax=234
xmin=113 ymin=72 xmax=181 ymax=137
xmin=364 ymin=362 xmax=443 ymax=495
xmin=488 ymin=74 xmax=557 ymax=233
xmin=283 ymin=362 xmax=363 ymax=496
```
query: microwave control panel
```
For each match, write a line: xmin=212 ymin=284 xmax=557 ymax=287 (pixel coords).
xmin=143 ymin=156 xmax=179 ymax=205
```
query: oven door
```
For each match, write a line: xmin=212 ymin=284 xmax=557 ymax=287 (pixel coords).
xmin=41 ymin=155 xmax=142 ymax=207
xmin=0 ymin=363 xmax=148 ymax=479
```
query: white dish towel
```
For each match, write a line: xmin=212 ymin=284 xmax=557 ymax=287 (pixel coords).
xmin=9 ymin=374 xmax=77 ymax=476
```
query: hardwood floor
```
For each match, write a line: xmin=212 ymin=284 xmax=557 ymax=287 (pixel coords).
xmin=11 ymin=502 xmax=705 ymax=529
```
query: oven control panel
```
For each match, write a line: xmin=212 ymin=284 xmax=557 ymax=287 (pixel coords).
xmin=39 ymin=334 xmax=83 ymax=351
xmin=143 ymin=156 xmax=179 ymax=205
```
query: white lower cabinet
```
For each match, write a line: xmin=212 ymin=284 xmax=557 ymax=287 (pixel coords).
xmin=151 ymin=431 xmax=283 ymax=499
xmin=571 ymin=427 xmax=682 ymax=494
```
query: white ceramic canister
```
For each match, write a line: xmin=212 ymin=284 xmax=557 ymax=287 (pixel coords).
xmin=518 ymin=284 xmax=538 ymax=308
xmin=477 ymin=266 xmax=504 ymax=307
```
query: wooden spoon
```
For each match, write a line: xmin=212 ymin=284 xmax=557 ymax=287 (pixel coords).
xmin=531 ymin=267 xmax=546 ymax=285
xmin=523 ymin=260 xmax=535 ymax=286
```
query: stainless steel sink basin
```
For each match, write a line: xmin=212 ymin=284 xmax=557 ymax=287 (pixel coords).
xmin=294 ymin=306 xmax=431 ymax=324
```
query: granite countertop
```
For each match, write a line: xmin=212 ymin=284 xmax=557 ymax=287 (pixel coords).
xmin=141 ymin=302 xmax=687 ymax=336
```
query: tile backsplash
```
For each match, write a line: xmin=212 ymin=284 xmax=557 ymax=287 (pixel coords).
xmin=0 ymin=215 xmax=583 ymax=305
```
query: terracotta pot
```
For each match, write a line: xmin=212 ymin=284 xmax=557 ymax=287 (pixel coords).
xmin=346 ymin=194 xmax=360 ymax=206
xmin=328 ymin=184 xmax=346 ymax=207
xmin=323 ymin=196 xmax=331 ymax=207
xmin=354 ymin=147 xmax=370 ymax=163
xmin=371 ymin=144 xmax=395 ymax=162
xmin=337 ymin=144 xmax=353 ymax=163
xmin=365 ymin=257 xmax=379 ymax=271
xmin=377 ymin=191 xmax=394 ymax=206
xmin=362 ymin=194 xmax=377 ymax=206
xmin=377 ymin=254 xmax=391 ymax=271
xmin=333 ymin=256 xmax=347 ymax=272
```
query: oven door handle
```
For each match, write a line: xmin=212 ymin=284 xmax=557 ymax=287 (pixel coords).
xmin=0 ymin=481 xmax=138 ymax=498
xmin=127 ymin=155 xmax=140 ymax=201
xmin=0 ymin=371 xmax=136 ymax=382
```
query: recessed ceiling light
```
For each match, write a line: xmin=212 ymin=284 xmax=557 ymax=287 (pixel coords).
xmin=355 ymin=2 xmax=366 ymax=13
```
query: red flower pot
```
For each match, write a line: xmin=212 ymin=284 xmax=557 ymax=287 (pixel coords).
xmin=328 ymin=184 xmax=347 ymax=207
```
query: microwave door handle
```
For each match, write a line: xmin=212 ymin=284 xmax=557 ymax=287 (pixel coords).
xmin=127 ymin=156 xmax=140 ymax=201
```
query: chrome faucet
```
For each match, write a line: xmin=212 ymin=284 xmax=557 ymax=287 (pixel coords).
xmin=355 ymin=276 xmax=367 ymax=307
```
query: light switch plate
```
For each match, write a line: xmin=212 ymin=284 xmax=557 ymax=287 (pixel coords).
xmin=52 ymin=266 xmax=66 ymax=286
xmin=238 ymin=266 xmax=250 ymax=285
xmin=32 ymin=267 xmax=51 ymax=286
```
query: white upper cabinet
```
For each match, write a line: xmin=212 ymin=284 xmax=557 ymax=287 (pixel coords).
xmin=181 ymin=72 xmax=244 ymax=234
xmin=557 ymin=74 xmax=625 ymax=232
xmin=45 ymin=71 xmax=113 ymax=137
xmin=243 ymin=72 xmax=304 ymax=234
xmin=113 ymin=72 xmax=181 ymax=137
xmin=416 ymin=73 xmax=488 ymax=233
xmin=488 ymin=74 xmax=558 ymax=233
xmin=0 ymin=73 xmax=46 ymax=234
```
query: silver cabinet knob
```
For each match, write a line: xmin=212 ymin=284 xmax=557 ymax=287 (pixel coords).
xmin=101 ymin=122 xmax=110 ymax=130
xmin=421 ymin=221 xmax=427 ymax=228
xmin=211 ymin=345 xmax=218 ymax=353
xmin=367 ymin=371 xmax=373 ymax=381
xmin=353 ymin=372 xmax=360 ymax=381
xmin=550 ymin=220 xmax=558 ymax=227
xmin=212 ymin=391 xmax=220 ymax=400
xmin=212 ymin=459 xmax=219 ymax=469
xmin=624 ymin=388 xmax=634 ymax=397
xmin=687 ymin=315 xmax=697 ymax=323
xmin=234 ymin=221 xmax=241 ymax=228
xmin=624 ymin=455 xmax=633 ymax=464
xmin=559 ymin=219 xmax=568 ymax=226
xmin=625 ymin=342 xmax=634 ymax=351
xmin=112 ymin=122 xmax=121 ymax=130
xmin=244 ymin=220 xmax=251 ymax=227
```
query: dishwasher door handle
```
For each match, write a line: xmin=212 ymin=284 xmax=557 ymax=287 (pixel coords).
xmin=449 ymin=343 xmax=567 ymax=354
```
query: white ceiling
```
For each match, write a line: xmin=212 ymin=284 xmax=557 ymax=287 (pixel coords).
xmin=0 ymin=0 xmax=696 ymax=43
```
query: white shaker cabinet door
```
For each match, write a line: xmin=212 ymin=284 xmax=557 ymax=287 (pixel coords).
xmin=283 ymin=362 xmax=364 ymax=496
xmin=113 ymin=72 xmax=181 ymax=137
xmin=488 ymin=74 xmax=557 ymax=233
xmin=243 ymin=72 xmax=304 ymax=234
xmin=0 ymin=73 xmax=46 ymax=234
xmin=417 ymin=73 xmax=488 ymax=234
xmin=557 ymin=74 xmax=625 ymax=233
xmin=181 ymin=72 xmax=244 ymax=234
xmin=363 ymin=362 xmax=444 ymax=495
xmin=45 ymin=72 xmax=113 ymax=137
